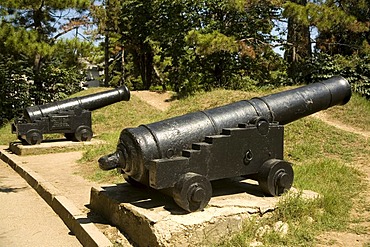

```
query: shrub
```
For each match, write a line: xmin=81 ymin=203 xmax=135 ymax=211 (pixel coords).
xmin=298 ymin=54 xmax=370 ymax=99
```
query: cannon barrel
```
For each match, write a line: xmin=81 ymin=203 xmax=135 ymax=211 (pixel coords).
xmin=24 ymin=86 xmax=130 ymax=122
xmin=99 ymin=76 xmax=351 ymax=185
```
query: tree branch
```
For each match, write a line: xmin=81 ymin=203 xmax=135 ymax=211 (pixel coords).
xmin=51 ymin=26 xmax=79 ymax=42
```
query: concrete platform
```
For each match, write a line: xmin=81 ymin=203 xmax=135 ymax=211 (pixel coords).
xmin=9 ymin=138 xmax=103 ymax=155
xmin=89 ymin=178 xmax=318 ymax=247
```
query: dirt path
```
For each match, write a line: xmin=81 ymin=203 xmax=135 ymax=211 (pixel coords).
xmin=13 ymin=151 xmax=130 ymax=246
xmin=312 ymin=111 xmax=370 ymax=246
xmin=0 ymin=147 xmax=132 ymax=246
xmin=313 ymin=112 xmax=370 ymax=139
xmin=131 ymin=91 xmax=174 ymax=111
xmin=0 ymin=159 xmax=82 ymax=247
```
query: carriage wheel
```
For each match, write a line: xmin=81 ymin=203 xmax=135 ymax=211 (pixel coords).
xmin=258 ymin=159 xmax=294 ymax=196
xmin=25 ymin=129 xmax=43 ymax=145
xmin=173 ymin=172 xmax=212 ymax=212
xmin=74 ymin=126 xmax=93 ymax=142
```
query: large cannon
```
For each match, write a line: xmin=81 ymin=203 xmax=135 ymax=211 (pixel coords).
xmin=12 ymin=86 xmax=130 ymax=145
xmin=99 ymin=76 xmax=351 ymax=212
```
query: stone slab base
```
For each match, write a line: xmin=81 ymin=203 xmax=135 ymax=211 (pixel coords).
xmin=90 ymin=178 xmax=286 ymax=247
xmin=9 ymin=138 xmax=103 ymax=155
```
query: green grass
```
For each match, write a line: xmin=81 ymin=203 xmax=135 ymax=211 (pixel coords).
xmin=1 ymin=86 xmax=370 ymax=245
xmin=0 ymin=121 xmax=17 ymax=145
xmin=323 ymin=93 xmax=370 ymax=132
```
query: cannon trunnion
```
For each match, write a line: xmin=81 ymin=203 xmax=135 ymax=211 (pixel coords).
xmin=99 ymin=76 xmax=351 ymax=212
xmin=12 ymin=86 xmax=130 ymax=145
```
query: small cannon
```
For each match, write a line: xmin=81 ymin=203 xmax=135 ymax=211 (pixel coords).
xmin=99 ymin=76 xmax=351 ymax=212
xmin=12 ymin=86 xmax=130 ymax=145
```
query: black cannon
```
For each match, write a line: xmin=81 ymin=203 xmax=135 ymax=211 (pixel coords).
xmin=12 ymin=86 xmax=130 ymax=145
xmin=99 ymin=76 xmax=351 ymax=212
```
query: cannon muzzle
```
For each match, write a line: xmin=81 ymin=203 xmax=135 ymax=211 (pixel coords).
xmin=255 ymin=76 xmax=351 ymax=125
xmin=24 ymin=86 xmax=130 ymax=122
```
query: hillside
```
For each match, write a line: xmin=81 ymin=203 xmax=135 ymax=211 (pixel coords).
xmin=1 ymin=87 xmax=369 ymax=246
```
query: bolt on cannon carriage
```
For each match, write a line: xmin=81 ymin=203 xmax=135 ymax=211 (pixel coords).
xmin=12 ymin=86 xmax=130 ymax=145
xmin=99 ymin=76 xmax=352 ymax=212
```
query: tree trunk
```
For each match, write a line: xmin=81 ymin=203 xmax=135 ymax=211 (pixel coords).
xmin=285 ymin=0 xmax=312 ymax=82
xmin=132 ymin=44 xmax=154 ymax=90
xmin=32 ymin=4 xmax=45 ymax=105
xmin=120 ymin=45 xmax=125 ymax=86
xmin=104 ymin=31 xmax=110 ymax=87
xmin=33 ymin=53 xmax=43 ymax=105
xmin=104 ymin=0 xmax=111 ymax=87
xmin=141 ymin=51 xmax=154 ymax=90
xmin=154 ymin=65 xmax=166 ymax=91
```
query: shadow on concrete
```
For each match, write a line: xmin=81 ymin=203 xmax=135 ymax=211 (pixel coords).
xmin=0 ymin=186 xmax=27 ymax=193
xmin=10 ymin=138 xmax=70 ymax=146
xmin=212 ymin=177 xmax=266 ymax=197
xmin=97 ymin=183 xmax=177 ymax=211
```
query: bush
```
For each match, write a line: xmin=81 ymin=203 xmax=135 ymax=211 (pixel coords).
xmin=0 ymin=57 xmax=83 ymax=126
xmin=32 ymin=63 xmax=83 ymax=104
xmin=298 ymin=54 xmax=370 ymax=99
xmin=0 ymin=54 xmax=33 ymax=125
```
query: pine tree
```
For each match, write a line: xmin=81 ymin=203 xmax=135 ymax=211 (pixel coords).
xmin=283 ymin=0 xmax=369 ymax=57
xmin=315 ymin=0 xmax=370 ymax=56
xmin=0 ymin=0 xmax=91 ymax=104
xmin=282 ymin=0 xmax=370 ymax=82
